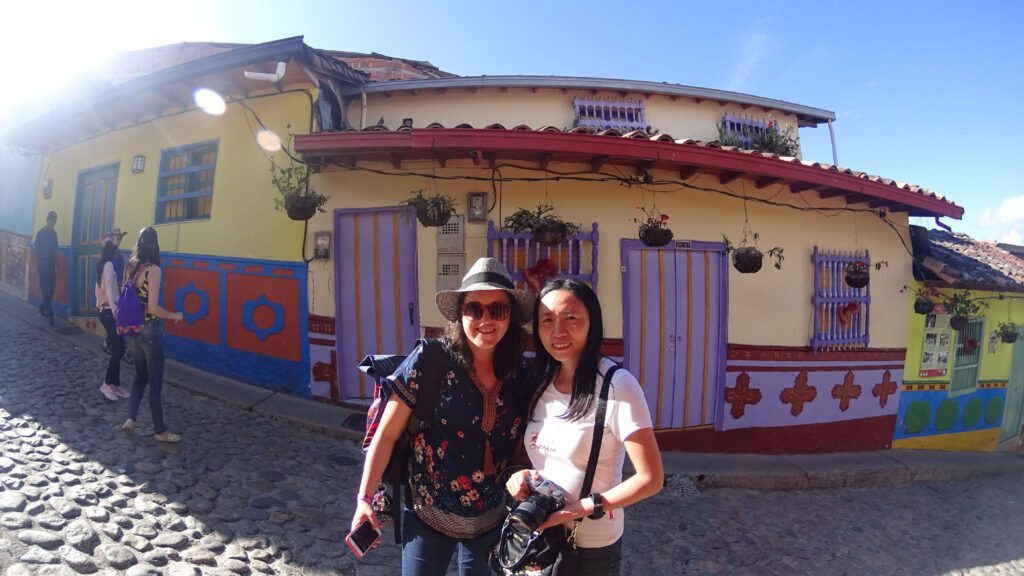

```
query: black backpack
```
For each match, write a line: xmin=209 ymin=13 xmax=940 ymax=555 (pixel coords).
xmin=357 ymin=338 xmax=445 ymax=543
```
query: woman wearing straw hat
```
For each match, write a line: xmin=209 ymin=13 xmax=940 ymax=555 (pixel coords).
xmin=352 ymin=257 xmax=534 ymax=576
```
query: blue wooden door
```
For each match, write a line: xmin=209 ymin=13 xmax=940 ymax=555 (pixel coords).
xmin=335 ymin=207 xmax=420 ymax=401
xmin=621 ymin=240 xmax=728 ymax=429
xmin=71 ymin=164 xmax=119 ymax=316
xmin=1002 ymin=333 xmax=1024 ymax=442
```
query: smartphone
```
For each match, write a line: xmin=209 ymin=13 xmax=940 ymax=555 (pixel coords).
xmin=346 ymin=519 xmax=382 ymax=559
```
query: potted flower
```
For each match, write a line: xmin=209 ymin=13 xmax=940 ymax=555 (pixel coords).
xmin=913 ymin=287 xmax=941 ymax=315
xmin=634 ymin=206 xmax=673 ymax=247
xmin=943 ymin=290 xmax=987 ymax=331
xmin=722 ymin=233 xmax=783 ymax=273
xmin=845 ymin=261 xmax=870 ymax=289
xmin=401 ymin=189 xmax=457 ymax=227
xmin=271 ymin=160 xmax=328 ymax=221
xmin=503 ymin=204 xmax=581 ymax=247
xmin=997 ymin=322 xmax=1019 ymax=344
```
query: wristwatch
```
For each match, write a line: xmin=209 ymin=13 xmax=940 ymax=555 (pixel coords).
xmin=587 ymin=492 xmax=605 ymax=520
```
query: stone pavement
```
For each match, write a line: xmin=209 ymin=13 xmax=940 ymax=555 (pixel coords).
xmin=3 ymin=293 xmax=1024 ymax=575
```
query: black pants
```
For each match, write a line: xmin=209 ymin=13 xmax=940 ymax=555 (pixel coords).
xmin=38 ymin=258 xmax=55 ymax=318
xmin=98 ymin=309 xmax=124 ymax=386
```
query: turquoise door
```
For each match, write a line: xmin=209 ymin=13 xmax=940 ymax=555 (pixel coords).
xmin=1002 ymin=333 xmax=1024 ymax=442
xmin=71 ymin=164 xmax=119 ymax=316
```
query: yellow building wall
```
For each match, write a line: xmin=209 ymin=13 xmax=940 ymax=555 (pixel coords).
xmin=36 ymin=87 xmax=317 ymax=262
xmin=903 ymin=281 xmax=1018 ymax=382
xmin=346 ymin=88 xmax=801 ymax=149
xmin=305 ymin=159 xmax=909 ymax=346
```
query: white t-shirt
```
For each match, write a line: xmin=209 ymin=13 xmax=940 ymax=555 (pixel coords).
xmin=523 ymin=357 xmax=653 ymax=548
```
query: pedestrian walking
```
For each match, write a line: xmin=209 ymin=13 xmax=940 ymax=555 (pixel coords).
xmin=352 ymin=257 xmax=534 ymax=576
xmin=100 ymin=228 xmax=132 ymax=364
xmin=120 ymin=227 xmax=183 ymax=443
xmin=96 ymin=240 xmax=131 ymax=401
xmin=34 ymin=210 xmax=58 ymax=324
xmin=505 ymin=278 xmax=663 ymax=576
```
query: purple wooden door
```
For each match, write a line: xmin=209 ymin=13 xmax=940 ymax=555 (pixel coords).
xmin=621 ymin=240 xmax=728 ymax=429
xmin=335 ymin=207 xmax=420 ymax=401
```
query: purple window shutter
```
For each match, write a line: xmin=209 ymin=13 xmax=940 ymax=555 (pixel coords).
xmin=811 ymin=246 xmax=871 ymax=353
xmin=487 ymin=221 xmax=599 ymax=289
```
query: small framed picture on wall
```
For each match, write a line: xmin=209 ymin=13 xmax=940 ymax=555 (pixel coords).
xmin=467 ymin=192 xmax=488 ymax=223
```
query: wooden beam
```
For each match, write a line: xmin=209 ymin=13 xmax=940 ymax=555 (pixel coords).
xmin=719 ymin=171 xmax=743 ymax=185
xmin=845 ymin=194 xmax=872 ymax=205
xmin=756 ymin=176 xmax=780 ymax=190
xmin=590 ymin=156 xmax=608 ymax=173
xmin=789 ymin=181 xmax=820 ymax=194
xmin=434 ymin=151 xmax=447 ymax=168
xmin=679 ymin=165 xmax=700 ymax=180
xmin=818 ymin=188 xmax=847 ymax=199
xmin=888 ymin=205 xmax=913 ymax=213
xmin=390 ymin=153 xmax=402 ymax=170
xmin=868 ymin=199 xmax=890 ymax=208
xmin=483 ymin=152 xmax=496 ymax=169
xmin=538 ymin=153 xmax=552 ymax=171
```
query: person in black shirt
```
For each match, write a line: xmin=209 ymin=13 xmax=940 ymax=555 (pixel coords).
xmin=35 ymin=211 xmax=58 ymax=324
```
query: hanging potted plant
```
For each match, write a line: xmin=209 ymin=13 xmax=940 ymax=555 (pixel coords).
xmin=401 ymin=188 xmax=457 ymax=227
xmin=997 ymin=322 xmax=1019 ymax=344
xmin=271 ymin=159 xmax=329 ymax=221
xmin=722 ymin=233 xmax=783 ymax=273
xmin=943 ymin=290 xmax=987 ymax=331
xmin=912 ymin=287 xmax=940 ymax=315
xmin=503 ymin=203 xmax=581 ymax=247
xmin=634 ymin=205 xmax=673 ymax=247
xmin=845 ymin=261 xmax=871 ymax=289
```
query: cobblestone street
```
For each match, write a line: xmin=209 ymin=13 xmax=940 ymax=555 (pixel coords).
xmin=2 ymin=311 xmax=1024 ymax=575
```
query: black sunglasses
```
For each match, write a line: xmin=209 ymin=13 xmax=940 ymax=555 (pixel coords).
xmin=462 ymin=301 xmax=511 ymax=321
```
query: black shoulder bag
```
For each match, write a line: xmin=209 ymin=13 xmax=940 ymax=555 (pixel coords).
xmin=490 ymin=363 xmax=621 ymax=576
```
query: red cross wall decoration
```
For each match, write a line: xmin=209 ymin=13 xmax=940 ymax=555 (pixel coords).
xmin=725 ymin=372 xmax=762 ymax=419
xmin=831 ymin=370 xmax=862 ymax=412
xmin=872 ymin=370 xmax=897 ymax=409
xmin=780 ymin=370 xmax=817 ymax=417
xmin=312 ymin=350 xmax=339 ymax=401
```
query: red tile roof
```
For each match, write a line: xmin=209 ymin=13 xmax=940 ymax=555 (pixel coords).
xmin=914 ymin=226 xmax=1024 ymax=290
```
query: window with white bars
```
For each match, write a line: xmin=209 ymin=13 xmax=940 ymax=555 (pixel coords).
xmin=949 ymin=318 xmax=984 ymax=396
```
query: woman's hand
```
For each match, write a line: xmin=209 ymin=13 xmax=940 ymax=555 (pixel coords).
xmin=505 ymin=469 xmax=538 ymax=501
xmin=351 ymin=499 xmax=379 ymax=532
xmin=536 ymin=498 xmax=592 ymax=533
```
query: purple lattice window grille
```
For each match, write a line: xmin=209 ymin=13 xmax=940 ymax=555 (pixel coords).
xmin=721 ymin=113 xmax=773 ymax=150
xmin=573 ymin=97 xmax=645 ymax=132
xmin=487 ymin=221 xmax=599 ymax=290
xmin=811 ymin=247 xmax=871 ymax=353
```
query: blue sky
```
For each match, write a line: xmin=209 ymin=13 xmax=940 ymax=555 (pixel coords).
xmin=3 ymin=1 xmax=1021 ymax=241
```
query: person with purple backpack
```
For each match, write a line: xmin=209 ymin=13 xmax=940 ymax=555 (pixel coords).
xmin=119 ymin=227 xmax=183 ymax=443
xmin=96 ymin=240 xmax=131 ymax=401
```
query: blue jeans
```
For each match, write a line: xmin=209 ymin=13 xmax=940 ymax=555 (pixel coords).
xmin=98 ymin=309 xmax=124 ymax=386
xmin=126 ymin=321 xmax=167 ymax=434
xmin=401 ymin=509 xmax=499 ymax=576
xmin=576 ymin=539 xmax=622 ymax=576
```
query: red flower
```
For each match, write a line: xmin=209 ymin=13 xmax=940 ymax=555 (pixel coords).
xmin=456 ymin=430 xmax=465 ymax=439
xmin=457 ymin=475 xmax=472 ymax=490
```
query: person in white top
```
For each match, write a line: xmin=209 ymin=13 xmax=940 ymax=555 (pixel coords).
xmin=506 ymin=278 xmax=663 ymax=575
xmin=95 ymin=241 xmax=131 ymax=401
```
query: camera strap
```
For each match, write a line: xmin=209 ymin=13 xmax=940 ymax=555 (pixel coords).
xmin=567 ymin=361 xmax=619 ymax=548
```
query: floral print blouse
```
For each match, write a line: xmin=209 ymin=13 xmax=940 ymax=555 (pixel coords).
xmin=388 ymin=340 xmax=530 ymax=539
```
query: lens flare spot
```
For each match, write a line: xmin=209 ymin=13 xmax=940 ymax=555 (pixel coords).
xmin=194 ymin=88 xmax=226 ymax=115
xmin=256 ymin=129 xmax=282 ymax=152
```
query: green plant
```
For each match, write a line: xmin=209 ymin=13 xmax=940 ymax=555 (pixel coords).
xmin=722 ymin=233 xmax=784 ymax=270
xmin=997 ymin=322 xmax=1019 ymax=343
xmin=716 ymin=119 xmax=800 ymax=156
xmin=503 ymin=204 xmax=581 ymax=236
xmin=633 ymin=205 xmax=673 ymax=247
xmin=270 ymin=159 xmax=328 ymax=218
xmin=401 ymin=188 xmax=457 ymax=227
xmin=943 ymin=290 xmax=988 ymax=319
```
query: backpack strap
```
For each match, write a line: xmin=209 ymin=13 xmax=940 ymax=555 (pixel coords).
xmin=392 ymin=337 xmax=446 ymax=545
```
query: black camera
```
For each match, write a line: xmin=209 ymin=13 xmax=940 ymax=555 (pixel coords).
xmin=507 ymin=475 xmax=565 ymax=538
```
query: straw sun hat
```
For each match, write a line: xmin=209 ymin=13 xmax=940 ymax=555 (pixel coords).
xmin=435 ymin=258 xmax=535 ymax=324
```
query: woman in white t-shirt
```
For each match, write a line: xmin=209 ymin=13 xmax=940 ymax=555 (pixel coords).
xmin=506 ymin=278 xmax=663 ymax=575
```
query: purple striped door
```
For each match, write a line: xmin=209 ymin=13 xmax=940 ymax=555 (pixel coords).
xmin=621 ymin=240 xmax=728 ymax=429
xmin=335 ymin=207 xmax=420 ymax=401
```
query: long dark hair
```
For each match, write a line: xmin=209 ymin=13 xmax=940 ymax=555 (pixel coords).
xmin=527 ymin=278 xmax=605 ymax=422
xmin=129 ymin=227 xmax=161 ymax=275
xmin=442 ymin=291 xmax=528 ymax=381
xmin=95 ymin=241 xmax=118 ymax=285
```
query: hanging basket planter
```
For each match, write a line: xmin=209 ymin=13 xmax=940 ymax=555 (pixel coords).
xmin=639 ymin=226 xmax=674 ymax=247
xmin=732 ymin=247 xmax=764 ymax=274
xmin=949 ymin=315 xmax=969 ymax=331
xmin=845 ymin=266 xmax=870 ymax=289
xmin=284 ymin=195 xmax=319 ymax=221
xmin=998 ymin=322 xmax=1019 ymax=343
xmin=532 ymin=220 xmax=569 ymax=247
xmin=913 ymin=297 xmax=935 ymax=315
xmin=415 ymin=204 xmax=453 ymax=227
